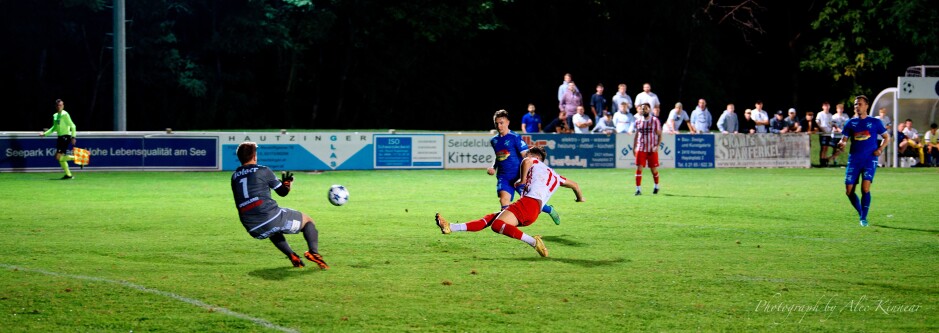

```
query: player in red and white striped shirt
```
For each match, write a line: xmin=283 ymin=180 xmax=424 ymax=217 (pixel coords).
xmin=435 ymin=146 xmax=584 ymax=257
xmin=633 ymin=103 xmax=662 ymax=195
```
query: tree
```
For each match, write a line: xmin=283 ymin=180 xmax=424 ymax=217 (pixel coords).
xmin=800 ymin=0 xmax=939 ymax=95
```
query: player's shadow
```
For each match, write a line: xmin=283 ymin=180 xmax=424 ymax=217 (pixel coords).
xmin=541 ymin=235 xmax=587 ymax=247
xmin=661 ymin=193 xmax=724 ymax=199
xmin=512 ymin=257 xmax=630 ymax=268
xmin=248 ymin=266 xmax=316 ymax=280
xmin=872 ymin=224 xmax=939 ymax=233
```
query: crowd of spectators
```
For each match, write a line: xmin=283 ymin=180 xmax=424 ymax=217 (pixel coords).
xmin=526 ymin=72 xmax=939 ymax=166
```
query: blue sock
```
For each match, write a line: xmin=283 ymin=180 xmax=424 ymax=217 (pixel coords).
xmin=861 ymin=191 xmax=871 ymax=220
xmin=541 ymin=205 xmax=553 ymax=214
xmin=847 ymin=192 xmax=861 ymax=216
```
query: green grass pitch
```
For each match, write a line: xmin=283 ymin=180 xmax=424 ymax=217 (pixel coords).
xmin=1 ymin=168 xmax=936 ymax=332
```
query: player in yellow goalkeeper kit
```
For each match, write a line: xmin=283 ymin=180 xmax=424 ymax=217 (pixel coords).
xmin=40 ymin=99 xmax=78 ymax=179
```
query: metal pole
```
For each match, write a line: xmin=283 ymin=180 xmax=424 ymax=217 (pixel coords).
xmin=113 ymin=0 xmax=126 ymax=131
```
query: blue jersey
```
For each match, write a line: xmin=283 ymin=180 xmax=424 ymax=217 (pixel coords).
xmin=490 ymin=131 xmax=529 ymax=178
xmin=844 ymin=116 xmax=886 ymax=162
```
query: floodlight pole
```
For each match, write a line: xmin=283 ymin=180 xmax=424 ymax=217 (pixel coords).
xmin=113 ymin=0 xmax=127 ymax=131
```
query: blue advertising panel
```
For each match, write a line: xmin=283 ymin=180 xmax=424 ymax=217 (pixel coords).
xmin=522 ymin=134 xmax=616 ymax=168
xmin=373 ymin=134 xmax=444 ymax=169
xmin=143 ymin=137 xmax=218 ymax=167
xmin=0 ymin=135 xmax=218 ymax=171
xmin=675 ymin=134 xmax=715 ymax=168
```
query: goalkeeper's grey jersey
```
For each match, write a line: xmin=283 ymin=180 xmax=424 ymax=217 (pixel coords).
xmin=231 ymin=164 xmax=284 ymax=230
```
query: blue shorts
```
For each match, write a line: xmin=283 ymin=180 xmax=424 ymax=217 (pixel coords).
xmin=496 ymin=176 xmax=519 ymax=201
xmin=844 ymin=159 xmax=877 ymax=185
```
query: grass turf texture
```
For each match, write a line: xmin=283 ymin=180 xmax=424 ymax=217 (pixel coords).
xmin=1 ymin=168 xmax=936 ymax=332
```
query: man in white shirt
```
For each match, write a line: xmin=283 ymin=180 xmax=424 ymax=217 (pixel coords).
xmin=612 ymin=102 xmax=635 ymax=134
xmin=634 ymin=83 xmax=660 ymax=112
xmin=572 ymin=106 xmax=593 ymax=134
xmin=815 ymin=101 xmax=834 ymax=166
xmin=751 ymin=100 xmax=769 ymax=133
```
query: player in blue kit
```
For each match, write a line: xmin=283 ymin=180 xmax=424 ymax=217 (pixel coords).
xmin=231 ymin=142 xmax=329 ymax=269
xmin=837 ymin=95 xmax=889 ymax=227
xmin=488 ymin=110 xmax=560 ymax=224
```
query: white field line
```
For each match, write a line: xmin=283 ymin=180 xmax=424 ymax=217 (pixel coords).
xmin=0 ymin=264 xmax=298 ymax=333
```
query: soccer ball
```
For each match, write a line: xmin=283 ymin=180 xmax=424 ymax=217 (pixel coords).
xmin=327 ymin=185 xmax=349 ymax=206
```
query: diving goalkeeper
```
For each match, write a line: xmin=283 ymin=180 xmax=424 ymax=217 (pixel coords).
xmin=230 ymin=142 xmax=329 ymax=269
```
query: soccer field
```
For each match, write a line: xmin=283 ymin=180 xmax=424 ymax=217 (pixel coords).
xmin=1 ymin=168 xmax=936 ymax=332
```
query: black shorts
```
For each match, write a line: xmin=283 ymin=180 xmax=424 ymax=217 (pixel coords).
xmin=819 ymin=135 xmax=839 ymax=148
xmin=56 ymin=135 xmax=73 ymax=154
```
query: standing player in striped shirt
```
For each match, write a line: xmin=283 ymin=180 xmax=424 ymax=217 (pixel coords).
xmin=436 ymin=146 xmax=584 ymax=257
xmin=633 ymin=103 xmax=662 ymax=195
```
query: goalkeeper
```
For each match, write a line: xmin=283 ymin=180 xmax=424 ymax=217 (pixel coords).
xmin=39 ymin=99 xmax=78 ymax=179
xmin=230 ymin=142 xmax=329 ymax=269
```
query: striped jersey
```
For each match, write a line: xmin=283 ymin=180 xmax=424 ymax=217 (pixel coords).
xmin=634 ymin=115 xmax=661 ymax=152
xmin=522 ymin=158 xmax=566 ymax=208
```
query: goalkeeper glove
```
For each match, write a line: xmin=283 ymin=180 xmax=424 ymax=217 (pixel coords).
xmin=281 ymin=171 xmax=294 ymax=188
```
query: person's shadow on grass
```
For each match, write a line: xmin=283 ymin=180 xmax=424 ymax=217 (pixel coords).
xmin=248 ymin=266 xmax=319 ymax=280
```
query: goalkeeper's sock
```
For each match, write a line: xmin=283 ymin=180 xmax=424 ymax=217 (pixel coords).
xmin=490 ymin=219 xmax=535 ymax=246
xmin=860 ymin=191 xmax=872 ymax=220
xmin=268 ymin=233 xmax=294 ymax=256
xmin=541 ymin=205 xmax=553 ymax=214
xmin=301 ymin=222 xmax=320 ymax=254
xmin=58 ymin=156 xmax=72 ymax=177
xmin=847 ymin=192 xmax=861 ymax=216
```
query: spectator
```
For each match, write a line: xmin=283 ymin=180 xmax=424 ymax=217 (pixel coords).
xmin=785 ymin=108 xmax=802 ymax=132
xmin=520 ymin=103 xmax=543 ymax=133
xmin=902 ymin=119 xmax=925 ymax=165
xmin=559 ymin=82 xmax=582 ymax=127
xmin=816 ymin=102 xmax=835 ymax=166
xmin=592 ymin=111 xmax=616 ymax=135
xmin=828 ymin=103 xmax=850 ymax=164
xmin=544 ymin=111 xmax=572 ymax=134
xmin=590 ymin=83 xmax=606 ymax=125
xmin=875 ymin=107 xmax=892 ymax=132
xmin=634 ymin=83 xmax=661 ymax=114
xmin=752 ymin=100 xmax=770 ymax=133
xmin=572 ymin=106 xmax=593 ymax=134
xmin=716 ymin=104 xmax=739 ymax=134
xmin=801 ymin=111 xmax=817 ymax=134
xmin=874 ymin=107 xmax=891 ymax=167
xmin=663 ymin=102 xmax=690 ymax=134
xmin=557 ymin=73 xmax=579 ymax=102
xmin=769 ymin=110 xmax=790 ymax=133
xmin=740 ymin=109 xmax=757 ymax=134
xmin=689 ymin=99 xmax=713 ymax=134
xmin=611 ymin=84 xmax=633 ymax=114
xmin=925 ymin=123 xmax=939 ymax=166
xmin=652 ymin=105 xmax=662 ymax=122
xmin=613 ymin=101 xmax=636 ymax=134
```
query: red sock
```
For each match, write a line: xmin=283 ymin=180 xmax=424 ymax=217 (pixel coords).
xmin=653 ymin=171 xmax=659 ymax=184
xmin=490 ymin=219 xmax=523 ymax=240
xmin=635 ymin=170 xmax=643 ymax=186
xmin=465 ymin=213 xmax=498 ymax=232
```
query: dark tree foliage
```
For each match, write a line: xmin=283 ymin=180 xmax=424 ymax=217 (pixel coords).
xmin=1 ymin=0 xmax=935 ymax=131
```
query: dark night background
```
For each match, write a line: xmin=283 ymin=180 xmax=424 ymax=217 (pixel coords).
xmin=2 ymin=0 xmax=936 ymax=132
